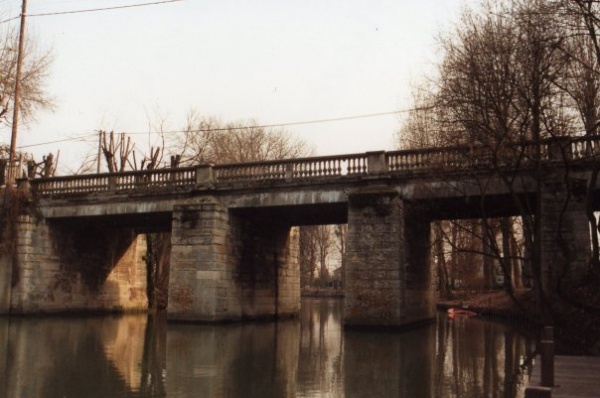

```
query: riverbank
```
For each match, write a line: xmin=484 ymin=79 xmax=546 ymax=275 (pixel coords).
xmin=438 ymin=289 xmax=600 ymax=355
xmin=437 ymin=290 xmax=532 ymax=319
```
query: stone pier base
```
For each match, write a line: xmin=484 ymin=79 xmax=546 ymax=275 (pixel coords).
xmin=8 ymin=215 xmax=148 ymax=314
xmin=167 ymin=197 xmax=300 ymax=322
xmin=344 ymin=189 xmax=435 ymax=329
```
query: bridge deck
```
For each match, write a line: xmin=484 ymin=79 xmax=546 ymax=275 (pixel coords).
xmin=529 ymin=355 xmax=600 ymax=397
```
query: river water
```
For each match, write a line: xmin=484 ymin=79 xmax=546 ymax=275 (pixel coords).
xmin=0 ymin=298 xmax=536 ymax=397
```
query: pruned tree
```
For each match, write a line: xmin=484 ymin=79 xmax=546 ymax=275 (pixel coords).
xmin=100 ymin=131 xmax=134 ymax=173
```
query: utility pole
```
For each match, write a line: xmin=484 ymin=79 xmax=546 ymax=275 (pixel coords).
xmin=8 ymin=0 xmax=28 ymax=185
xmin=97 ymin=131 xmax=102 ymax=173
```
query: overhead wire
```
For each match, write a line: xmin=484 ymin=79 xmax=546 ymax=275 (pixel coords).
xmin=4 ymin=0 xmax=429 ymax=150
xmin=0 ymin=15 xmax=19 ymax=24
xmin=17 ymin=132 xmax=98 ymax=149
xmin=0 ymin=0 xmax=182 ymax=24
xmin=27 ymin=0 xmax=183 ymax=17
xmin=16 ymin=106 xmax=435 ymax=150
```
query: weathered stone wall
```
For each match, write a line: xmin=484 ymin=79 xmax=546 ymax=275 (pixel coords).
xmin=541 ymin=177 xmax=591 ymax=298
xmin=0 ymin=189 xmax=14 ymax=314
xmin=344 ymin=191 xmax=436 ymax=328
xmin=169 ymin=199 xmax=242 ymax=321
xmin=10 ymin=215 xmax=147 ymax=313
xmin=237 ymin=220 xmax=299 ymax=319
xmin=0 ymin=215 xmax=12 ymax=314
xmin=345 ymin=190 xmax=405 ymax=327
xmin=278 ymin=226 xmax=300 ymax=316
xmin=168 ymin=197 xmax=300 ymax=322
xmin=404 ymin=214 xmax=436 ymax=324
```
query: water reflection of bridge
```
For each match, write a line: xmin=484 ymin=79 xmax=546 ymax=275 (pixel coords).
xmin=1 ymin=136 xmax=599 ymax=327
xmin=0 ymin=301 xmax=535 ymax=397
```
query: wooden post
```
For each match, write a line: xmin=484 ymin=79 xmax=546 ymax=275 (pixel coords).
xmin=541 ymin=326 xmax=555 ymax=387
xmin=8 ymin=0 xmax=28 ymax=187
xmin=525 ymin=386 xmax=552 ymax=398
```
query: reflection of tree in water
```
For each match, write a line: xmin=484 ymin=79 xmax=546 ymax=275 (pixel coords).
xmin=139 ymin=314 xmax=167 ymax=397
xmin=298 ymin=298 xmax=344 ymax=397
xmin=436 ymin=315 xmax=535 ymax=398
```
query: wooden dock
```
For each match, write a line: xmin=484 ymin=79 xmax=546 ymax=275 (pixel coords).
xmin=529 ymin=355 xmax=600 ymax=397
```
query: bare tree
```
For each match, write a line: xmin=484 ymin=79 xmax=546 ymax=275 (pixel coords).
xmin=0 ymin=26 xmax=53 ymax=129
xmin=399 ymin=0 xmax=582 ymax=318
xmin=176 ymin=111 xmax=313 ymax=165
xmin=299 ymin=226 xmax=319 ymax=288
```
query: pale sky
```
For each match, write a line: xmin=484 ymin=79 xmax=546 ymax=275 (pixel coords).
xmin=2 ymin=0 xmax=468 ymax=173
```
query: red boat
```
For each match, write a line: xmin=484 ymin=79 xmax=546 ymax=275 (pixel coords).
xmin=447 ymin=308 xmax=478 ymax=317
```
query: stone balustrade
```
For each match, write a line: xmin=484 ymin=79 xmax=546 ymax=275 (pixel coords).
xmin=17 ymin=135 xmax=600 ymax=197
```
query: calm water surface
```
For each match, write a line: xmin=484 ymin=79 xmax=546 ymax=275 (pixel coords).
xmin=0 ymin=298 xmax=536 ymax=397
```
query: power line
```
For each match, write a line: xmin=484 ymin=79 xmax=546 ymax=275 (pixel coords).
xmin=0 ymin=15 xmax=19 ymax=24
xmin=0 ymin=0 xmax=182 ymax=24
xmin=27 ymin=0 xmax=183 ymax=17
xmin=17 ymin=132 xmax=97 ymax=149
xmin=127 ymin=107 xmax=433 ymax=136
xmin=15 ymin=106 xmax=433 ymax=150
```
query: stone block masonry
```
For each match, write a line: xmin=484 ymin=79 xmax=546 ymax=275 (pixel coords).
xmin=8 ymin=215 xmax=148 ymax=314
xmin=344 ymin=189 xmax=436 ymax=328
xmin=168 ymin=197 xmax=301 ymax=322
xmin=540 ymin=177 xmax=591 ymax=301
xmin=345 ymin=189 xmax=405 ymax=327
xmin=169 ymin=199 xmax=242 ymax=321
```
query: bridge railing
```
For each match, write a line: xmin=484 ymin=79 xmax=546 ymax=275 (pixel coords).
xmin=21 ymin=135 xmax=600 ymax=197
xmin=28 ymin=167 xmax=196 ymax=195
xmin=570 ymin=135 xmax=600 ymax=159
xmin=213 ymin=152 xmax=370 ymax=182
xmin=386 ymin=146 xmax=470 ymax=171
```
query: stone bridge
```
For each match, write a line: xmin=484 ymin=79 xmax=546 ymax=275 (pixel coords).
xmin=1 ymin=136 xmax=599 ymax=328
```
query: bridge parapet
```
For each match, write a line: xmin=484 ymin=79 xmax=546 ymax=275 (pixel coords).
xmin=213 ymin=152 xmax=370 ymax=182
xmin=24 ymin=167 xmax=197 ymax=196
xmin=19 ymin=135 xmax=600 ymax=197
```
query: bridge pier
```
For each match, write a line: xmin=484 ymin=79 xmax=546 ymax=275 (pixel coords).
xmin=237 ymin=218 xmax=300 ymax=319
xmin=344 ymin=189 xmax=435 ymax=329
xmin=169 ymin=200 xmax=242 ymax=322
xmin=8 ymin=216 xmax=148 ymax=314
xmin=404 ymin=209 xmax=436 ymax=323
xmin=540 ymin=177 xmax=591 ymax=299
xmin=168 ymin=198 xmax=300 ymax=322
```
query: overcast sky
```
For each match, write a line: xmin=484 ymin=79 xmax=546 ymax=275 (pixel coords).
xmin=2 ymin=0 xmax=469 ymax=172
